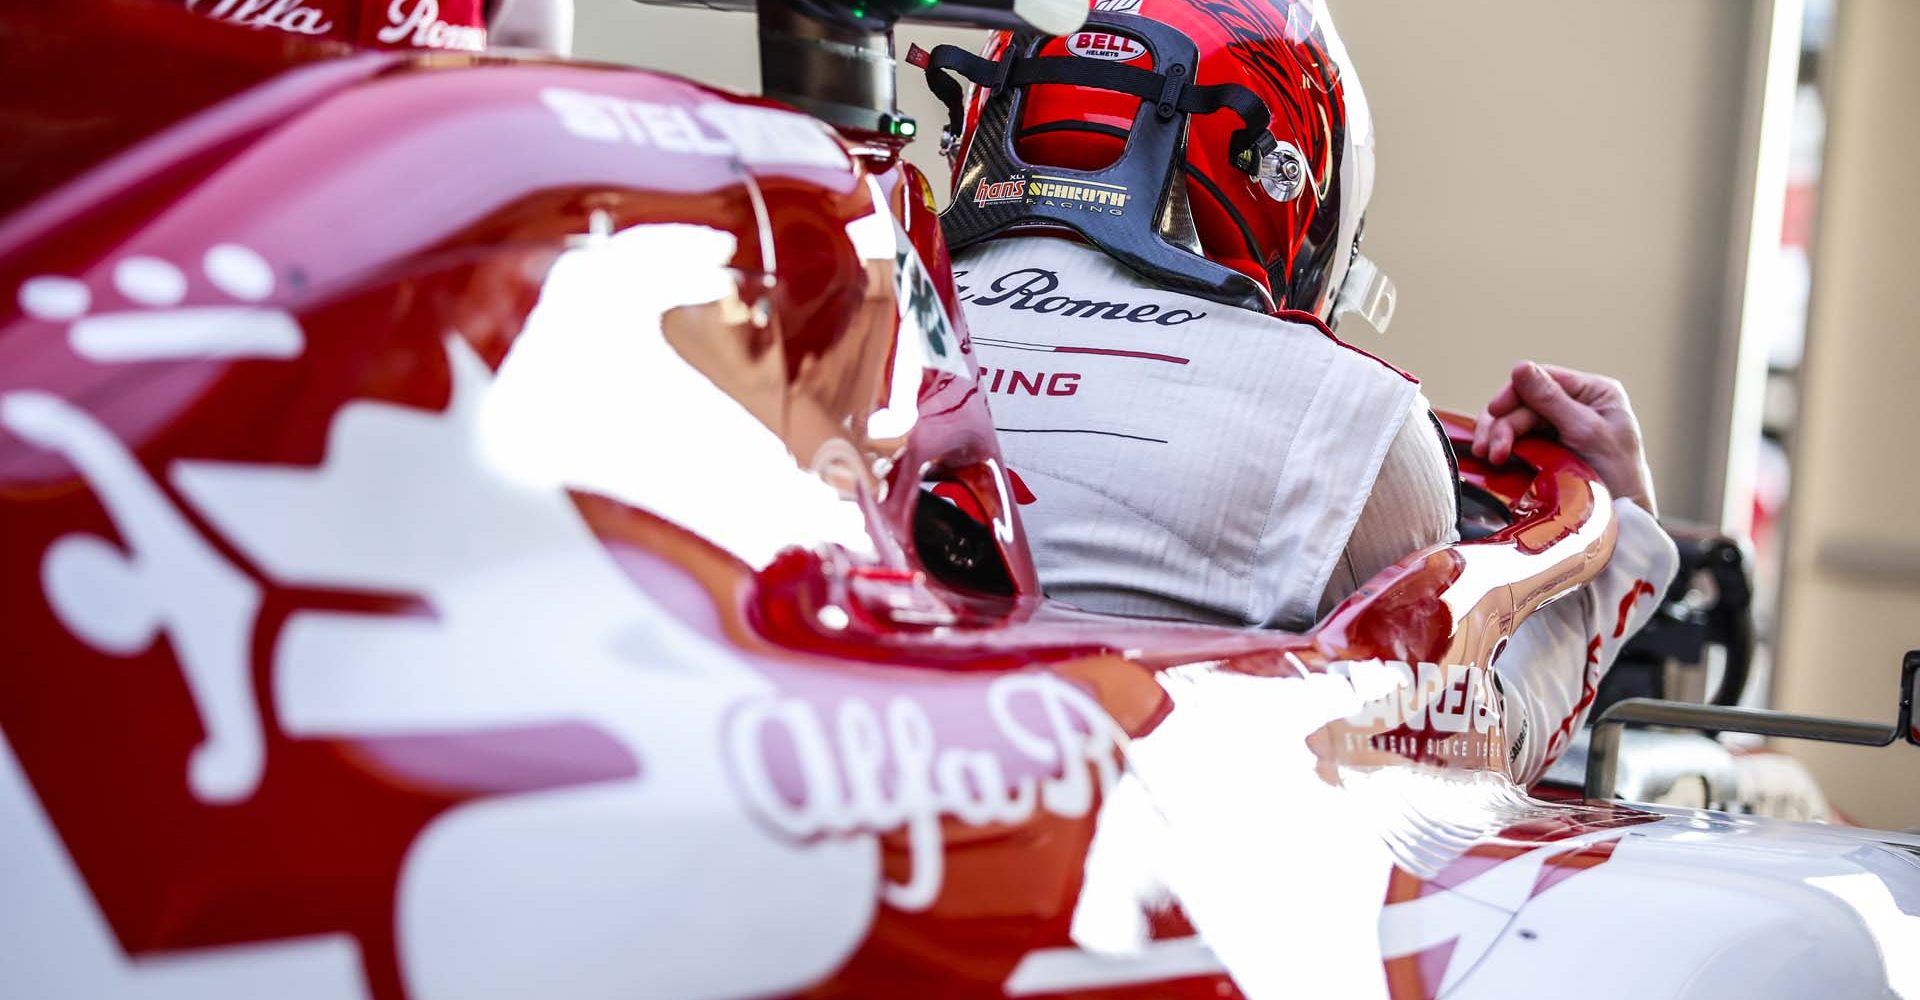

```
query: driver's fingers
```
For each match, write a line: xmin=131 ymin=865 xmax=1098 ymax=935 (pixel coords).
xmin=1475 ymin=380 xmax=1527 ymax=457
xmin=1473 ymin=406 xmax=1500 ymax=458
xmin=1537 ymin=362 xmax=1616 ymax=406
xmin=1474 ymin=402 xmax=1532 ymax=458
xmin=1487 ymin=407 xmax=1541 ymax=464
xmin=1511 ymin=361 xmax=1601 ymax=438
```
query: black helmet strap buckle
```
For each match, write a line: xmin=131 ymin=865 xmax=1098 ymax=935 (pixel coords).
xmin=922 ymin=14 xmax=1278 ymax=311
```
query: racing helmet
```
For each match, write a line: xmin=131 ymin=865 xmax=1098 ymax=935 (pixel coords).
xmin=920 ymin=0 xmax=1393 ymax=328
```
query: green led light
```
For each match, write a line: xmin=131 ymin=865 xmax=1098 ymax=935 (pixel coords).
xmin=894 ymin=119 xmax=918 ymax=137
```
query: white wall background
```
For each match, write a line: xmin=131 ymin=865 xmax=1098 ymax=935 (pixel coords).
xmin=1330 ymin=1 xmax=1756 ymax=524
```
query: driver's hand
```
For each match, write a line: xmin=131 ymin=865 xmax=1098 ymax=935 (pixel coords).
xmin=1471 ymin=361 xmax=1658 ymax=517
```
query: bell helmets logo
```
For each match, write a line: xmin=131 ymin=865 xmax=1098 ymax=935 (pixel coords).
xmin=1066 ymin=31 xmax=1147 ymax=62
xmin=974 ymin=175 xmax=1029 ymax=207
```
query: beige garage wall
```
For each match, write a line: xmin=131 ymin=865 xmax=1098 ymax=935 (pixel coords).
xmin=1775 ymin=0 xmax=1920 ymax=831
xmin=574 ymin=0 xmax=1759 ymax=523
xmin=1328 ymin=1 xmax=1757 ymax=523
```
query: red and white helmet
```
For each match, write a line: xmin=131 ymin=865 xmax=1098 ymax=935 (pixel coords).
xmin=921 ymin=0 xmax=1393 ymax=329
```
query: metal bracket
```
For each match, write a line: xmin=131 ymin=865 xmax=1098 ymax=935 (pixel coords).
xmin=1585 ymin=648 xmax=1920 ymax=800
xmin=1901 ymin=649 xmax=1918 ymax=747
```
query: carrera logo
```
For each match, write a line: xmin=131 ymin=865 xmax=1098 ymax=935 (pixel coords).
xmin=1339 ymin=660 xmax=1500 ymax=736
xmin=1067 ymin=31 xmax=1146 ymax=62
xmin=1331 ymin=658 xmax=1503 ymax=764
xmin=974 ymin=176 xmax=1028 ymax=206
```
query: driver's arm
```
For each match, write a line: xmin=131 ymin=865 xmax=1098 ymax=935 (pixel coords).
xmin=1472 ymin=361 xmax=1680 ymax=784
xmin=1493 ymin=500 xmax=1678 ymax=784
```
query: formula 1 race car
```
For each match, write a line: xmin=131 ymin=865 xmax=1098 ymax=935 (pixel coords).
xmin=1 ymin=2 xmax=1916 ymax=998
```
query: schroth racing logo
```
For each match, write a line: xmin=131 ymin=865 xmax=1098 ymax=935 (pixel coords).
xmin=974 ymin=173 xmax=1130 ymax=216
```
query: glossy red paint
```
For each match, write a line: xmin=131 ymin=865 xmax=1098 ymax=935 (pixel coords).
xmin=1 ymin=5 xmax=1644 ymax=998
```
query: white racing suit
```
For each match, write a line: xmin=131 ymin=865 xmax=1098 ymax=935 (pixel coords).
xmin=957 ymin=236 xmax=1679 ymax=784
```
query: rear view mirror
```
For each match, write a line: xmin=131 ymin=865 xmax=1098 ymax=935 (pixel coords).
xmin=1588 ymin=648 xmax=1920 ymax=800
xmin=1902 ymin=650 xmax=1918 ymax=747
